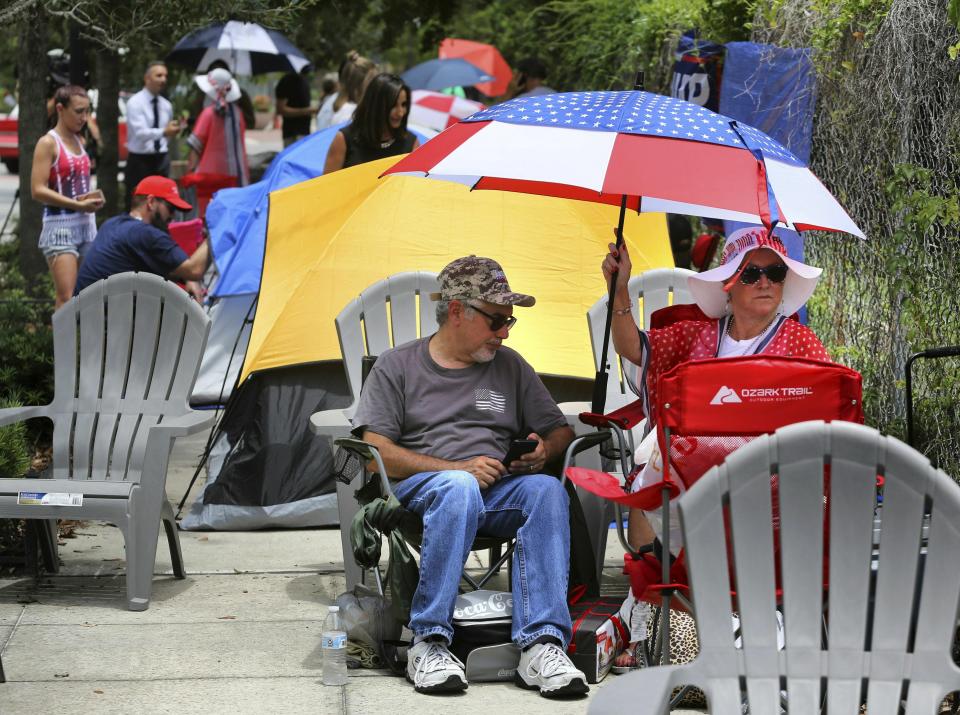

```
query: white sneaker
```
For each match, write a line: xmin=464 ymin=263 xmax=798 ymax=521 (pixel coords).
xmin=405 ymin=639 xmax=468 ymax=694
xmin=515 ymin=642 xmax=589 ymax=698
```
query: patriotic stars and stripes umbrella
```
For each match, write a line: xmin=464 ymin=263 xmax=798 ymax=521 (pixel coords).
xmin=384 ymin=89 xmax=864 ymax=410
xmin=386 ymin=90 xmax=863 ymax=237
xmin=167 ymin=21 xmax=310 ymax=76
xmin=409 ymin=90 xmax=486 ymax=133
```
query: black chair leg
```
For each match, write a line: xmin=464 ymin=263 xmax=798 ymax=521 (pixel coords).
xmin=0 ymin=650 xmax=5 ymax=683
xmin=34 ymin=520 xmax=60 ymax=573
xmin=22 ymin=520 xmax=60 ymax=575
xmin=489 ymin=544 xmax=502 ymax=575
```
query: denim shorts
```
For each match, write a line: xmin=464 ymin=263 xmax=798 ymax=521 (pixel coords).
xmin=38 ymin=214 xmax=96 ymax=261
xmin=41 ymin=239 xmax=93 ymax=261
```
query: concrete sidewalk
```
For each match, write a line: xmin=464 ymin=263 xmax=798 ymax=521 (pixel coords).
xmin=0 ymin=433 xmax=698 ymax=714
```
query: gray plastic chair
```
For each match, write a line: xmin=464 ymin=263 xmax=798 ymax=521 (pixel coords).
xmin=0 ymin=272 xmax=213 ymax=610
xmin=310 ymin=271 xmax=440 ymax=589
xmin=590 ymin=420 xmax=960 ymax=714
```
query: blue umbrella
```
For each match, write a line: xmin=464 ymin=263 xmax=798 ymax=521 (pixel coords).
xmin=401 ymin=58 xmax=494 ymax=92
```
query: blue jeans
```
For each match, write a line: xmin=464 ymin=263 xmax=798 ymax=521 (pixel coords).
xmin=391 ymin=470 xmax=573 ymax=649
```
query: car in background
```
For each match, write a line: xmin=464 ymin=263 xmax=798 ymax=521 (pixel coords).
xmin=0 ymin=91 xmax=129 ymax=174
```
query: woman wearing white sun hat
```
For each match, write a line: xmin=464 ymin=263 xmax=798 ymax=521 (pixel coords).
xmin=186 ymin=67 xmax=249 ymax=186
xmin=601 ymin=225 xmax=832 ymax=670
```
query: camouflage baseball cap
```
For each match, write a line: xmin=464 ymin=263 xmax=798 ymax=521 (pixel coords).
xmin=430 ymin=256 xmax=536 ymax=307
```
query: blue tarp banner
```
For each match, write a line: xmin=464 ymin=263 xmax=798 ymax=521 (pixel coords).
xmin=717 ymin=42 xmax=818 ymax=323
xmin=718 ymin=42 xmax=817 ymax=164
xmin=671 ymin=31 xmax=725 ymax=112
xmin=207 ymin=124 xmax=430 ymax=297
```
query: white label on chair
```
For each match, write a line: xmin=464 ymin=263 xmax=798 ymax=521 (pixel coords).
xmin=17 ymin=491 xmax=83 ymax=506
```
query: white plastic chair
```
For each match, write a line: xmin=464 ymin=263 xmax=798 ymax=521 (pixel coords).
xmin=0 ymin=273 xmax=213 ymax=610
xmin=310 ymin=272 xmax=440 ymax=588
xmin=590 ymin=420 xmax=960 ymax=714
xmin=588 ymin=267 xmax=695 ymax=415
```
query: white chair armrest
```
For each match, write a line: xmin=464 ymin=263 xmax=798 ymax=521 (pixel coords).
xmin=588 ymin=663 xmax=696 ymax=714
xmin=152 ymin=410 xmax=215 ymax=438
xmin=0 ymin=405 xmax=46 ymax=427
xmin=558 ymin=400 xmax=592 ymax=434
xmin=309 ymin=408 xmax=353 ymax=439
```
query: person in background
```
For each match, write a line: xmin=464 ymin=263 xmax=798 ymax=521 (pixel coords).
xmin=124 ymin=61 xmax=182 ymax=210
xmin=316 ymin=51 xmax=377 ymax=130
xmin=275 ymin=63 xmax=316 ymax=147
xmin=186 ymin=68 xmax=250 ymax=186
xmin=74 ymin=176 xmax=208 ymax=302
xmin=323 ymin=73 xmax=419 ymax=173
xmin=187 ymin=60 xmax=255 ymax=131
xmin=319 ymin=74 xmax=338 ymax=107
xmin=509 ymin=57 xmax=556 ymax=99
xmin=667 ymin=214 xmax=693 ymax=269
xmin=31 ymin=84 xmax=103 ymax=309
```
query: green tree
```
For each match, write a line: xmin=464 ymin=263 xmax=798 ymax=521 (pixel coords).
xmin=2 ymin=1 xmax=306 ymax=258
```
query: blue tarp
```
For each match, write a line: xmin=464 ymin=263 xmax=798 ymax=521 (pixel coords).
xmin=207 ymin=124 xmax=430 ymax=297
xmin=718 ymin=41 xmax=817 ymax=164
xmin=717 ymin=41 xmax=818 ymax=321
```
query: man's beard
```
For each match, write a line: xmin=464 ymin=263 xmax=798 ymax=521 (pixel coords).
xmin=470 ymin=343 xmax=500 ymax=364
xmin=150 ymin=212 xmax=171 ymax=231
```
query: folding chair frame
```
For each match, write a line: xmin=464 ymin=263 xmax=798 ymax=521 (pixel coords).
xmin=334 ymin=437 xmax=515 ymax=595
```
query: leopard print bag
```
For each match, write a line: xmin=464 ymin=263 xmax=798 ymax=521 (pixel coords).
xmin=643 ymin=606 xmax=707 ymax=708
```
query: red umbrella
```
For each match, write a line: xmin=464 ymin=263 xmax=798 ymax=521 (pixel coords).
xmin=439 ymin=38 xmax=512 ymax=98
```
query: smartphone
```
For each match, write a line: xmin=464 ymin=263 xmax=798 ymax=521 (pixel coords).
xmin=502 ymin=439 xmax=538 ymax=467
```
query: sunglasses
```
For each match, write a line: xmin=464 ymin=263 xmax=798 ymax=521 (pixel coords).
xmin=469 ymin=304 xmax=517 ymax=331
xmin=724 ymin=263 xmax=789 ymax=291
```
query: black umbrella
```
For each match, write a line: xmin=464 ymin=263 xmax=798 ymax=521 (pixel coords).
xmin=166 ymin=21 xmax=309 ymax=75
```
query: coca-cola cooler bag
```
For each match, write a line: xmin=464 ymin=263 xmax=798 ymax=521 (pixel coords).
xmin=451 ymin=590 xmax=520 ymax=682
xmin=568 ymin=596 xmax=629 ymax=683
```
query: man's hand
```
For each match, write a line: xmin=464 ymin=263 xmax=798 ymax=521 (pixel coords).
xmin=184 ymin=280 xmax=205 ymax=303
xmin=455 ymin=456 xmax=506 ymax=490
xmin=508 ymin=433 xmax=547 ymax=475
xmin=163 ymin=119 xmax=182 ymax=138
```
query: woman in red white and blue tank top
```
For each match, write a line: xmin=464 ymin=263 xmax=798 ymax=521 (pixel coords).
xmin=30 ymin=85 xmax=104 ymax=309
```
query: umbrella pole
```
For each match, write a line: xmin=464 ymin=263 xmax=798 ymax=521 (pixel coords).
xmin=591 ymin=194 xmax=629 ymax=414
xmin=591 ymin=72 xmax=644 ymax=415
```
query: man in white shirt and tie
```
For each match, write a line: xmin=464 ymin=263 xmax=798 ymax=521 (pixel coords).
xmin=125 ymin=61 xmax=182 ymax=210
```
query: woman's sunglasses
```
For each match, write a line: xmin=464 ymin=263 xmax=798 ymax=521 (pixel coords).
xmin=725 ymin=263 xmax=789 ymax=291
xmin=470 ymin=304 xmax=518 ymax=331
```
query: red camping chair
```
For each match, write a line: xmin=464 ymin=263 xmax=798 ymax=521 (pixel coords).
xmin=179 ymin=173 xmax=237 ymax=220
xmin=564 ymin=355 xmax=864 ymax=671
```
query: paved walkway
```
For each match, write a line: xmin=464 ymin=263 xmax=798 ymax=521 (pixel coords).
xmin=0 ymin=432 xmax=700 ymax=714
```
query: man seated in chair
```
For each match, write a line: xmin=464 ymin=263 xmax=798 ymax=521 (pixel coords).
xmin=351 ymin=255 xmax=587 ymax=698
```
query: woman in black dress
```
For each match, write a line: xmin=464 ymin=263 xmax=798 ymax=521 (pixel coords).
xmin=324 ymin=73 xmax=419 ymax=173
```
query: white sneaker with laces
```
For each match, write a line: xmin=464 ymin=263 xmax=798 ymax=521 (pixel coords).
xmin=405 ymin=639 xmax=468 ymax=694
xmin=515 ymin=642 xmax=589 ymax=698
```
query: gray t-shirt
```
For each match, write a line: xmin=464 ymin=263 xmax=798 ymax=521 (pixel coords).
xmin=351 ymin=337 xmax=567 ymax=462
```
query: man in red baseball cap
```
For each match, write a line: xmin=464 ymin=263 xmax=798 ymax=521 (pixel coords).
xmin=74 ymin=176 xmax=210 ymax=300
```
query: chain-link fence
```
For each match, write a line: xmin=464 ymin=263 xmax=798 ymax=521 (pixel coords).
xmin=754 ymin=0 xmax=960 ymax=477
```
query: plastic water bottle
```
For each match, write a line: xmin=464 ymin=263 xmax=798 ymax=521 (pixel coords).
xmin=322 ymin=605 xmax=348 ymax=685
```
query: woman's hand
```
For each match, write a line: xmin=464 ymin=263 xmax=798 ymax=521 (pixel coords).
xmin=602 ymin=238 xmax=633 ymax=293
xmin=75 ymin=197 xmax=103 ymax=213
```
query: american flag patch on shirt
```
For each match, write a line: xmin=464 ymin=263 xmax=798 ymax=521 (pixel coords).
xmin=475 ymin=388 xmax=506 ymax=413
